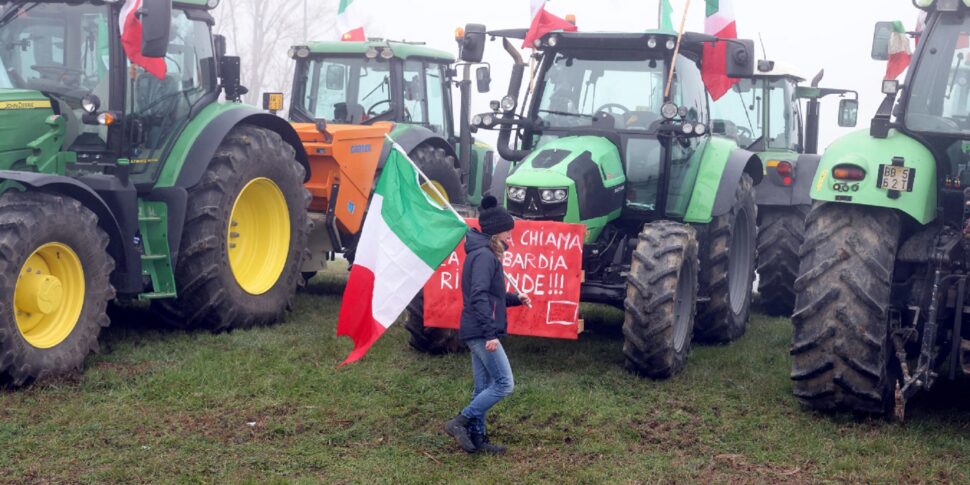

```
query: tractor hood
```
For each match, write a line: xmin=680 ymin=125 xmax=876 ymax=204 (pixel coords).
xmin=0 ymin=89 xmax=56 ymax=167
xmin=505 ymin=136 xmax=626 ymax=238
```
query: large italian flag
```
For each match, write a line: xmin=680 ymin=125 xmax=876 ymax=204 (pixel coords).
xmin=703 ymin=0 xmax=739 ymax=101
xmin=885 ymin=20 xmax=912 ymax=80
xmin=336 ymin=145 xmax=467 ymax=365
xmin=119 ymin=0 xmax=166 ymax=80
xmin=337 ymin=0 xmax=366 ymax=42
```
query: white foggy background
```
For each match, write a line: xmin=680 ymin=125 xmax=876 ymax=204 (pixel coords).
xmin=215 ymin=0 xmax=919 ymax=150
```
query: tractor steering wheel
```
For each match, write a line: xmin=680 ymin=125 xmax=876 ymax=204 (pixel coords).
xmin=735 ymin=125 xmax=755 ymax=142
xmin=31 ymin=64 xmax=82 ymax=87
xmin=367 ymin=100 xmax=392 ymax=117
xmin=596 ymin=103 xmax=631 ymax=118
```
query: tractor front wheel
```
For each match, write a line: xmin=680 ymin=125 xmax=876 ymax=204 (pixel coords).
xmin=756 ymin=205 xmax=808 ymax=316
xmin=622 ymin=221 xmax=699 ymax=378
xmin=0 ymin=191 xmax=114 ymax=386
xmin=695 ymin=173 xmax=757 ymax=343
xmin=156 ymin=124 xmax=310 ymax=331
xmin=791 ymin=203 xmax=898 ymax=414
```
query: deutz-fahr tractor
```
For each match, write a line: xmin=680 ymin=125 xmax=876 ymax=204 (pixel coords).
xmin=410 ymin=28 xmax=760 ymax=378
xmin=712 ymin=61 xmax=858 ymax=316
xmin=0 ymin=0 xmax=311 ymax=386
xmin=792 ymin=0 xmax=970 ymax=418
xmin=283 ymin=27 xmax=496 ymax=353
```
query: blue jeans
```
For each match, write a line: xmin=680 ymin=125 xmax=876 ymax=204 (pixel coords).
xmin=460 ymin=338 xmax=514 ymax=435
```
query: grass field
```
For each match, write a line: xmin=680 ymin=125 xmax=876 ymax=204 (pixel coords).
xmin=2 ymin=264 xmax=970 ymax=484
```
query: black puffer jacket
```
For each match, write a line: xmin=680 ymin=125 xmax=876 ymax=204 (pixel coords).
xmin=459 ymin=229 xmax=522 ymax=341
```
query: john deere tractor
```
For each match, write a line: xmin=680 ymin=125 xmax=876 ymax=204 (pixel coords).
xmin=285 ymin=26 xmax=495 ymax=353
xmin=0 ymin=0 xmax=310 ymax=386
xmin=793 ymin=0 xmax=970 ymax=418
xmin=409 ymin=28 xmax=759 ymax=378
xmin=712 ymin=62 xmax=858 ymax=316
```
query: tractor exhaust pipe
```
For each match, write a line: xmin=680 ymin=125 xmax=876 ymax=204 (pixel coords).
xmin=804 ymin=70 xmax=824 ymax=155
xmin=497 ymin=38 xmax=531 ymax=162
xmin=459 ymin=64 xmax=473 ymax=188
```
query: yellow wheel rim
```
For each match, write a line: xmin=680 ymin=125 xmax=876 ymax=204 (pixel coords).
xmin=13 ymin=243 xmax=85 ymax=349
xmin=421 ymin=181 xmax=450 ymax=206
xmin=227 ymin=177 xmax=291 ymax=295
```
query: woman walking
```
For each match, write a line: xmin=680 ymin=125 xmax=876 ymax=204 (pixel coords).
xmin=444 ymin=196 xmax=530 ymax=454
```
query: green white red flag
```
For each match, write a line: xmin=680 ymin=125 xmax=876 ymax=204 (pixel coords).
xmin=523 ymin=0 xmax=578 ymax=49
xmin=119 ymin=0 xmax=166 ymax=79
xmin=337 ymin=0 xmax=366 ymax=42
xmin=703 ymin=0 xmax=739 ymax=101
xmin=885 ymin=20 xmax=911 ymax=80
xmin=336 ymin=143 xmax=467 ymax=365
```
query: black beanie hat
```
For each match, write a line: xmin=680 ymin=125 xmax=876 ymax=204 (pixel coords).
xmin=478 ymin=195 xmax=515 ymax=236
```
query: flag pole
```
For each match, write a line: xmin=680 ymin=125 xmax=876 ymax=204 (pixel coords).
xmin=385 ymin=135 xmax=532 ymax=305
xmin=664 ymin=0 xmax=691 ymax=99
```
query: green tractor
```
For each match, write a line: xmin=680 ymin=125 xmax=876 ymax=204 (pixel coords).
xmin=286 ymin=26 xmax=496 ymax=211
xmin=712 ymin=62 xmax=858 ymax=316
xmin=0 ymin=0 xmax=311 ymax=386
xmin=411 ymin=28 xmax=760 ymax=377
xmin=792 ymin=0 xmax=970 ymax=417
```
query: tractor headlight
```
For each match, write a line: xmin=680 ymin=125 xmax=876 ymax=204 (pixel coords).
xmin=666 ymin=39 xmax=676 ymax=50
xmin=81 ymin=94 xmax=100 ymax=114
xmin=661 ymin=102 xmax=678 ymax=120
xmin=694 ymin=123 xmax=707 ymax=136
xmin=472 ymin=114 xmax=484 ymax=126
xmin=481 ymin=114 xmax=495 ymax=127
xmin=380 ymin=48 xmax=395 ymax=59
xmin=546 ymin=35 xmax=559 ymax=47
xmin=500 ymin=95 xmax=517 ymax=112
xmin=647 ymin=36 xmax=658 ymax=49
xmin=681 ymin=122 xmax=695 ymax=135
xmin=508 ymin=186 xmax=527 ymax=203
xmin=295 ymin=46 xmax=311 ymax=58
xmin=539 ymin=188 xmax=568 ymax=204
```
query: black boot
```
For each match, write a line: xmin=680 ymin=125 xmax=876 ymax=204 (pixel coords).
xmin=444 ymin=414 xmax=476 ymax=452
xmin=471 ymin=432 xmax=507 ymax=454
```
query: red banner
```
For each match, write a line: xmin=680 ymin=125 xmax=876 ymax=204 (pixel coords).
xmin=423 ymin=220 xmax=585 ymax=339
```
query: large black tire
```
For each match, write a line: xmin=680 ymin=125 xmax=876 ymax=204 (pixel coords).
xmin=756 ymin=205 xmax=809 ymax=316
xmin=791 ymin=203 xmax=899 ymax=414
xmin=0 ymin=191 xmax=114 ymax=386
xmin=410 ymin=143 xmax=466 ymax=205
xmin=405 ymin=290 xmax=464 ymax=355
xmin=695 ymin=173 xmax=757 ymax=343
xmin=401 ymin=142 xmax=466 ymax=354
xmin=623 ymin=221 xmax=699 ymax=379
xmin=156 ymin=125 xmax=310 ymax=331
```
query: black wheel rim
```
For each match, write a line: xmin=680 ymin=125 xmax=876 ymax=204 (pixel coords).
xmin=673 ymin=255 xmax=696 ymax=353
xmin=728 ymin=208 xmax=753 ymax=314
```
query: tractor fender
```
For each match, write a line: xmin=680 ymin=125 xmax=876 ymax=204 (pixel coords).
xmin=172 ymin=108 xmax=310 ymax=190
xmin=390 ymin=125 xmax=457 ymax=160
xmin=754 ymin=153 xmax=820 ymax=207
xmin=790 ymin=154 xmax=822 ymax=206
xmin=0 ymin=170 xmax=141 ymax=294
xmin=711 ymin=148 xmax=762 ymax=217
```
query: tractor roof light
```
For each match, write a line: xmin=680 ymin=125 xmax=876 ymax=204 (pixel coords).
xmin=666 ymin=38 xmax=676 ymax=50
xmin=482 ymin=114 xmax=495 ymax=127
xmin=647 ymin=36 xmax=658 ymax=49
xmin=295 ymin=46 xmax=310 ymax=58
xmin=454 ymin=27 xmax=465 ymax=41
xmin=677 ymin=106 xmax=689 ymax=118
xmin=661 ymin=102 xmax=678 ymax=120
xmin=694 ymin=123 xmax=707 ymax=136
xmin=681 ymin=122 xmax=695 ymax=135
xmin=547 ymin=35 xmax=559 ymax=47
xmin=472 ymin=114 xmax=484 ymax=126
xmin=500 ymin=95 xmax=517 ymax=112
xmin=565 ymin=14 xmax=577 ymax=25
xmin=380 ymin=47 xmax=395 ymax=59
xmin=365 ymin=47 xmax=379 ymax=59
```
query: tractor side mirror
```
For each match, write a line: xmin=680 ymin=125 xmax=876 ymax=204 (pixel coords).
xmin=838 ymin=99 xmax=859 ymax=127
xmin=872 ymin=21 xmax=895 ymax=61
xmin=476 ymin=66 xmax=491 ymax=93
xmin=213 ymin=34 xmax=227 ymax=60
xmin=460 ymin=23 xmax=487 ymax=63
xmin=139 ymin=0 xmax=172 ymax=58
xmin=326 ymin=64 xmax=346 ymax=91
xmin=726 ymin=39 xmax=755 ymax=78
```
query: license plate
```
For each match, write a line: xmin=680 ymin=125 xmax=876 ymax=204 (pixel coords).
xmin=877 ymin=165 xmax=915 ymax=192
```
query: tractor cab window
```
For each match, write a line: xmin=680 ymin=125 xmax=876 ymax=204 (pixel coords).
xmin=0 ymin=3 xmax=111 ymax=146
xmin=906 ymin=13 xmax=970 ymax=135
xmin=127 ymin=9 xmax=216 ymax=181
xmin=401 ymin=61 xmax=451 ymax=135
xmin=300 ymin=57 xmax=391 ymax=124
xmin=536 ymin=52 xmax=666 ymax=132
xmin=767 ymin=79 xmax=799 ymax=150
xmin=711 ymin=78 xmax=762 ymax=148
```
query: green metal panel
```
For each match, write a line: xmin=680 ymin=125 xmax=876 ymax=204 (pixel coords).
xmin=0 ymin=90 xmax=57 ymax=171
xmin=684 ymin=136 xmax=739 ymax=223
xmin=811 ymin=129 xmax=937 ymax=224
xmin=153 ymin=102 xmax=253 ymax=188
xmin=304 ymin=41 xmax=455 ymax=63
xmin=137 ymin=200 xmax=177 ymax=300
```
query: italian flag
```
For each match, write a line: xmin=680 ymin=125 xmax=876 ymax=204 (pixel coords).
xmin=119 ymin=0 xmax=167 ymax=80
xmin=523 ymin=0 xmax=578 ymax=49
xmin=885 ymin=20 xmax=911 ymax=80
xmin=336 ymin=144 xmax=467 ymax=365
xmin=702 ymin=0 xmax=739 ymax=101
xmin=337 ymin=0 xmax=366 ymax=42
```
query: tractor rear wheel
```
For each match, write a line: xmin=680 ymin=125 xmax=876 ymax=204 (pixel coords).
xmin=405 ymin=290 xmax=464 ymax=354
xmin=0 ymin=191 xmax=114 ymax=386
xmin=410 ymin=144 xmax=466 ymax=205
xmin=156 ymin=125 xmax=310 ymax=331
xmin=791 ymin=203 xmax=898 ymax=414
xmin=756 ymin=205 xmax=809 ymax=316
xmin=623 ymin=221 xmax=699 ymax=378
xmin=695 ymin=173 xmax=757 ymax=343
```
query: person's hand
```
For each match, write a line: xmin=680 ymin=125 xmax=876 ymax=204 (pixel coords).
xmin=519 ymin=293 xmax=532 ymax=307
xmin=485 ymin=339 xmax=500 ymax=352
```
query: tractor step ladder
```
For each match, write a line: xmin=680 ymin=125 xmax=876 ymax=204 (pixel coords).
xmin=137 ymin=201 xmax=178 ymax=300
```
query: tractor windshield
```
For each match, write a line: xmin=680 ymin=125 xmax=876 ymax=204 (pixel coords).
xmin=535 ymin=52 xmax=666 ymax=131
xmin=298 ymin=57 xmax=393 ymax=124
xmin=712 ymin=79 xmax=762 ymax=148
xmin=905 ymin=13 xmax=970 ymax=135
xmin=0 ymin=3 xmax=109 ymax=106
